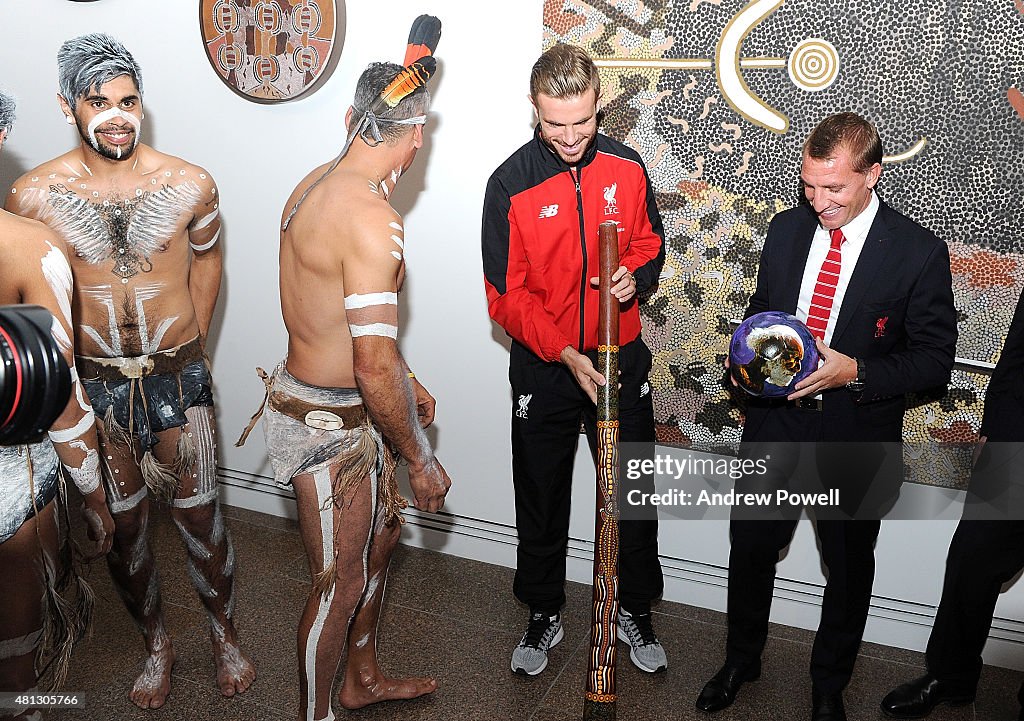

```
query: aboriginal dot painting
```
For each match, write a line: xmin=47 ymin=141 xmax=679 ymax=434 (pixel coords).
xmin=200 ymin=0 xmax=342 ymax=103
xmin=543 ymin=0 xmax=1024 ymax=486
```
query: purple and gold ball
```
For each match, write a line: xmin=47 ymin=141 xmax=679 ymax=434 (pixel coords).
xmin=729 ymin=311 xmax=819 ymax=397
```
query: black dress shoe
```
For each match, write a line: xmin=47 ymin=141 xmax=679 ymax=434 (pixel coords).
xmin=880 ymin=673 xmax=975 ymax=718
xmin=811 ymin=689 xmax=847 ymax=721
xmin=695 ymin=661 xmax=761 ymax=713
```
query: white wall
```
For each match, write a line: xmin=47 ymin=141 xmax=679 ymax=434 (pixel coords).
xmin=1 ymin=0 xmax=1019 ymax=672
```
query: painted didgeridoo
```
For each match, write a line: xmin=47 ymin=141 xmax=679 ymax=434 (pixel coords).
xmin=583 ymin=221 xmax=620 ymax=720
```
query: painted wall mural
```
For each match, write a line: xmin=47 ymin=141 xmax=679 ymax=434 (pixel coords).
xmin=200 ymin=0 xmax=343 ymax=103
xmin=542 ymin=0 xmax=1024 ymax=486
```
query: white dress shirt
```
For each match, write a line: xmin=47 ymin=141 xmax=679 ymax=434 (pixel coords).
xmin=795 ymin=191 xmax=880 ymax=346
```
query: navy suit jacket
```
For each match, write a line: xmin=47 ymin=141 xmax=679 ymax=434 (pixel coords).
xmin=742 ymin=198 xmax=957 ymax=443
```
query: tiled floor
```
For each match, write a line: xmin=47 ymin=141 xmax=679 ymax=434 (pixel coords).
xmin=50 ymin=504 xmax=1021 ymax=721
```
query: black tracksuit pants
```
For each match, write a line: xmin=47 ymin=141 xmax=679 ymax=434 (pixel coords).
xmin=509 ymin=338 xmax=663 ymax=616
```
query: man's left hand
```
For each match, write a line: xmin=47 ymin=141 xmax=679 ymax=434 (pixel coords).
xmin=787 ymin=338 xmax=858 ymax=400
xmin=411 ymin=377 xmax=435 ymax=428
xmin=590 ymin=265 xmax=636 ymax=303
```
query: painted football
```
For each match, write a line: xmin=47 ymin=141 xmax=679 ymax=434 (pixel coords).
xmin=729 ymin=311 xmax=819 ymax=397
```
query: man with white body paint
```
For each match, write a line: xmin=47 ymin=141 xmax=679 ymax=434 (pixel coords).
xmin=0 ymin=88 xmax=114 ymax=716
xmin=250 ymin=59 xmax=450 ymax=719
xmin=6 ymin=35 xmax=255 ymax=709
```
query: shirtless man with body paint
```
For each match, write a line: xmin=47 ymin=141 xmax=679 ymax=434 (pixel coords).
xmin=0 ymin=88 xmax=114 ymax=718
xmin=6 ymin=34 xmax=255 ymax=709
xmin=248 ymin=58 xmax=450 ymax=720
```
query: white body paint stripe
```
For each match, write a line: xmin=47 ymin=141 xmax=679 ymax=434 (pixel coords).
xmin=172 ymin=487 xmax=218 ymax=509
xmin=192 ymin=209 xmax=220 ymax=231
xmin=344 ymin=292 xmax=397 ymax=309
xmin=190 ymin=228 xmax=221 ymax=252
xmin=109 ymin=486 xmax=148 ymax=514
xmin=41 ymin=243 xmax=74 ymax=352
xmin=388 ymin=222 xmax=403 ymax=232
xmin=390 ymin=251 xmax=403 ymax=261
xmin=390 ymin=235 xmax=404 ymax=251
xmin=48 ymin=409 xmax=96 ymax=443
xmin=305 ymin=467 xmax=337 ymax=721
xmin=0 ymin=628 xmax=43 ymax=660
xmin=350 ymin=323 xmax=398 ymax=339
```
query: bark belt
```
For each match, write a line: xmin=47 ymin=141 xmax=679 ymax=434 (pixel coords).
xmin=267 ymin=391 xmax=369 ymax=431
xmin=76 ymin=337 xmax=205 ymax=380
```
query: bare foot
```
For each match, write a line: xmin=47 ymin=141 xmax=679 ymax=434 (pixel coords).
xmin=130 ymin=643 xmax=176 ymax=709
xmin=337 ymin=667 xmax=437 ymax=710
xmin=212 ymin=637 xmax=256 ymax=697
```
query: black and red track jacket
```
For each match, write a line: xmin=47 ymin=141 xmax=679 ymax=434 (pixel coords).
xmin=482 ymin=128 xmax=665 ymax=362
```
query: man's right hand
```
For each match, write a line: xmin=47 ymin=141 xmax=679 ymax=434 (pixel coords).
xmin=560 ymin=346 xmax=606 ymax=404
xmin=82 ymin=491 xmax=115 ymax=558
xmin=408 ymin=456 xmax=451 ymax=513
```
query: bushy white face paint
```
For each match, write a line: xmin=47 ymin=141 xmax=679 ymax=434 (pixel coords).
xmin=86 ymin=106 xmax=141 ymax=159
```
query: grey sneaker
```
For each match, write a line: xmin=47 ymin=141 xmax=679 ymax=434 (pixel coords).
xmin=511 ymin=612 xmax=564 ymax=676
xmin=617 ymin=609 xmax=668 ymax=673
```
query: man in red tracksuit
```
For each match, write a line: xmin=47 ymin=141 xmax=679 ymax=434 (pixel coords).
xmin=481 ymin=44 xmax=666 ymax=677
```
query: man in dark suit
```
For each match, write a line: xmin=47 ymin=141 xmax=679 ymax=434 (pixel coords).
xmin=881 ymin=290 xmax=1024 ymax=720
xmin=695 ymin=113 xmax=957 ymax=721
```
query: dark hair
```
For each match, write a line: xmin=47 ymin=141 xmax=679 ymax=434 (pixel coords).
xmin=804 ymin=112 xmax=882 ymax=172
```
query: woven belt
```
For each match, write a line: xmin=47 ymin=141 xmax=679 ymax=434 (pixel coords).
xmin=77 ymin=337 xmax=204 ymax=380
xmin=267 ymin=391 xmax=368 ymax=431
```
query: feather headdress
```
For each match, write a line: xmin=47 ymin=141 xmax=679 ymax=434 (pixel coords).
xmin=282 ymin=15 xmax=441 ymax=231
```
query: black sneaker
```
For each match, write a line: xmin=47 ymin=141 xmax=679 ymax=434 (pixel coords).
xmin=511 ymin=612 xmax=564 ymax=676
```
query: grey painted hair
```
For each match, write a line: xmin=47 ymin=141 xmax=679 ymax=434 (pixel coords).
xmin=0 ymin=89 xmax=14 ymax=135
xmin=352 ymin=62 xmax=430 ymax=145
xmin=57 ymin=33 xmax=143 ymax=110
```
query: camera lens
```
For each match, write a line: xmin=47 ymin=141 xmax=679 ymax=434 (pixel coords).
xmin=0 ymin=305 xmax=71 ymax=445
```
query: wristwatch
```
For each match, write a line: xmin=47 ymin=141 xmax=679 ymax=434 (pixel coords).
xmin=846 ymin=358 xmax=867 ymax=394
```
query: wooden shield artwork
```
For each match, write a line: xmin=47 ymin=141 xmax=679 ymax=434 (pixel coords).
xmin=200 ymin=0 xmax=343 ymax=103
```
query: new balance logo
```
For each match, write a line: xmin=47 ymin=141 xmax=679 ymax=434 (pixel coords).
xmin=538 ymin=204 xmax=559 ymax=219
xmin=516 ymin=394 xmax=533 ymax=419
xmin=640 ymin=382 xmax=650 ymax=398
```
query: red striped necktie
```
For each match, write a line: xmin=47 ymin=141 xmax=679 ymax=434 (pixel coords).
xmin=805 ymin=228 xmax=846 ymax=340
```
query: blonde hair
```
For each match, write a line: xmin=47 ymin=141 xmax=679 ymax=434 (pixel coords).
xmin=529 ymin=44 xmax=600 ymax=100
